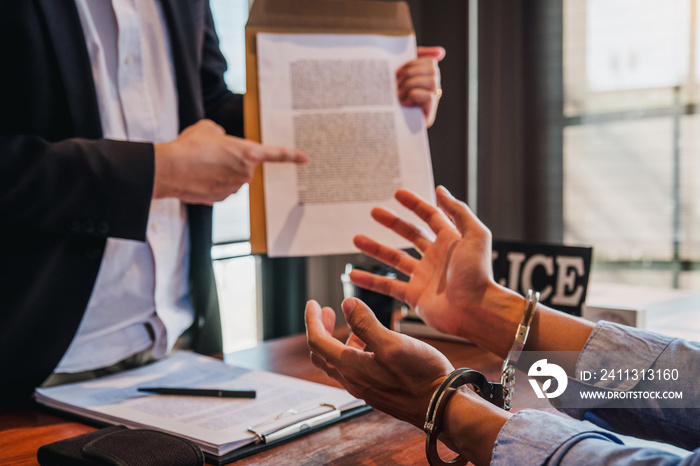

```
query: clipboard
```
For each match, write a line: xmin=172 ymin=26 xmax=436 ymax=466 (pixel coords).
xmin=36 ymin=400 xmax=372 ymax=466
xmin=33 ymin=351 xmax=371 ymax=464
xmin=244 ymin=0 xmax=415 ymax=254
xmin=209 ymin=403 xmax=372 ymax=465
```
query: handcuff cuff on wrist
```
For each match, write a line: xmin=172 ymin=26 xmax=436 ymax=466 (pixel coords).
xmin=423 ymin=289 xmax=540 ymax=466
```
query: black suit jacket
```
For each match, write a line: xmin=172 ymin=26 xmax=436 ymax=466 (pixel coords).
xmin=0 ymin=0 xmax=244 ymax=401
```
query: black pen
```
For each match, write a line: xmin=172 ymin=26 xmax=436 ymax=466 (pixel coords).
xmin=138 ymin=387 xmax=256 ymax=398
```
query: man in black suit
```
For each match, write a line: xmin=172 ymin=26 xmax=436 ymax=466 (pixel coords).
xmin=0 ymin=0 xmax=310 ymax=401
xmin=0 ymin=1 xmax=444 ymax=401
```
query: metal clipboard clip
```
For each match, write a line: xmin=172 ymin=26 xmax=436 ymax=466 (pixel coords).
xmin=247 ymin=402 xmax=341 ymax=444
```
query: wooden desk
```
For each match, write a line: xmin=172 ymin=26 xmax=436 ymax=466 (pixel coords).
xmin=0 ymin=332 xmax=551 ymax=465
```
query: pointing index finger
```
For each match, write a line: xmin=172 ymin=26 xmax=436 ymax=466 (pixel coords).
xmin=256 ymin=144 xmax=308 ymax=164
xmin=270 ymin=148 xmax=308 ymax=164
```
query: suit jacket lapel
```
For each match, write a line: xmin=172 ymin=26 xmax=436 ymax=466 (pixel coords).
xmin=36 ymin=0 xmax=102 ymax=139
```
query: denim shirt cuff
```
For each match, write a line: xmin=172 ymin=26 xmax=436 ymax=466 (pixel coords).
xmin=576 ymin=321 xmax=672 ymax=390
xmin=492 ymin=410 xmax=621 ymax=465
xmin=551 ymin=321 xmax=675 ymax=415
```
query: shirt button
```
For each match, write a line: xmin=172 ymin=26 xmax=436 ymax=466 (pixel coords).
xmin=124 ymin=55 xmax=134 ymax=66
xmin=151 ymin=222 xmax=160 ymax=232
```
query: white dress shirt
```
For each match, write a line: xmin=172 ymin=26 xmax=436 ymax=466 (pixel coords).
xmin=55 ymin=0 xmax=194 ymax=373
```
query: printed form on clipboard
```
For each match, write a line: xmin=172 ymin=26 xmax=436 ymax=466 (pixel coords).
xmin=34 ymin=351 xmax=369 ymax=464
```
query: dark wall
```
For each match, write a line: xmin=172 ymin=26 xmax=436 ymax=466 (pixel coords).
xmin=477 ymin=0 xmax=563 ymax=242
xmin=407 ymin=1 xmax=469 ymax=201
xmin=374 ymin=0 xmax=469 ymax=201
xmin=366 ymin=0 xmax=563 ymax=242
xmin=421 ymin=3 xmax=469 ymax=202
xmin=407 ymin=0 xmax=563 ymax=242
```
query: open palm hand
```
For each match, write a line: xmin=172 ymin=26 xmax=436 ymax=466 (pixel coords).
xmin=350 ymin=187 xmax=494 ymax=339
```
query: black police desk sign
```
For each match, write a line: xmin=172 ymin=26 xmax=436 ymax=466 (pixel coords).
xmin=492 ymin=240 xmax=593 ymax=316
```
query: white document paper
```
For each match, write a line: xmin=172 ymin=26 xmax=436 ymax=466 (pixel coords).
xmin=34 ymin=351 xmax=364 ymax=457
xmin=256 ymin=32 xmax=436 ymax=257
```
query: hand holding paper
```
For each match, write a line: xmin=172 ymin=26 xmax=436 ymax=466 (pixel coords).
xmin=305 ymin=298 xmax=454 ymax=429
xmin=396 ymin=46 xmax=446 ymax=128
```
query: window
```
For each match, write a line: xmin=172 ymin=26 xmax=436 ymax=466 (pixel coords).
xmin=563 ymin=0 xmax=700 ymax=289
xmin=209 ymin=0 xmax=260 ymax=352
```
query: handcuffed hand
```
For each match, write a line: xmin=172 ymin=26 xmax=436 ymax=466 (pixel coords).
xmin=349 ymin=186 xmax=495 ymax=340
xmin=305 ymin=298 xmax=454 ymax=429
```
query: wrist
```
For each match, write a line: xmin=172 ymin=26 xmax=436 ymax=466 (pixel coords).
xmin=440 ymin=391 xmax=511 ymax=466
xmin=153 ymin=141 xmax=177 ymax=199
xmin=457 ymin=282 xmax=526 ymax=357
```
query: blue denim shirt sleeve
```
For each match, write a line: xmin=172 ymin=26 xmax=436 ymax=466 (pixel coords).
xmin=493 ymin=410 xmax=699 ymax=465
xmin=554 ymin=321 xmax=700 ymax=450
xmin=492 ymin=321 xmax=700 ymax=464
